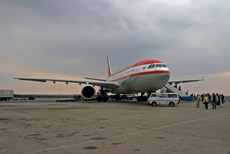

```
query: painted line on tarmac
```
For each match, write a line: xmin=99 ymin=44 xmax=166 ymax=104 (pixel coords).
xmin=27 ymin=113 xmax=229 ymax=154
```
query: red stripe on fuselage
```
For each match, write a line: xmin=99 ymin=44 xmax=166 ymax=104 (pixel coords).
xmin=110 ymin=70 xmax=170 ymax=82
xmin=110 ymin=59 xmax=163 ymax=77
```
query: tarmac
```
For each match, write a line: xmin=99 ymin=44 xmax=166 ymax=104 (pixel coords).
xmin=0 ymin=100 xmax=230 ymax=154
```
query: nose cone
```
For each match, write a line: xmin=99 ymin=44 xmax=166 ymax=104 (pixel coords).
xmin=163 ymin=72 xmax=170 ymax=84
xmin=145 ymin=71 xmax=170 ymax=91
xmin=160 ymin=64 xmax=170 ymax=86
xmin=158 ymin=72 xmax=170 ymax=88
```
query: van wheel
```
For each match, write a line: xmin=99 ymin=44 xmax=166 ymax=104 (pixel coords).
xmin=169 ymin=102 xmax=175 ymax=107
xmin=152 ymin=102 xmax=157 ymax=107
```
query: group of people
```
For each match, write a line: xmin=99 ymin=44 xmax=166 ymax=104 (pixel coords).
xmin=196 ymin=93 xmax=225 ymax=109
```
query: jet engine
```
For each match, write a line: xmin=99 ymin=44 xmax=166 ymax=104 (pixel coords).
xmin=81 ymin=85 xmax=96 ymax=99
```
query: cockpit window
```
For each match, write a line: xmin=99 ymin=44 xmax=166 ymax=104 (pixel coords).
xmin=155 ymin=64 xmax=162 ymax=67
xmin=148 ymin=63 xmax=166 ymax=68
xmin=148 ymin=64 xmax=155 ymax=69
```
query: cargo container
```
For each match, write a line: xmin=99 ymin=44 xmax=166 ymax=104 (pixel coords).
xmin=0 ymin=90 xmax=14 ymax=101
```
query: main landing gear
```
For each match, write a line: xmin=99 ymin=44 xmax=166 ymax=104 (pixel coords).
xmin=96 ymin=87 xmax=109 ymax=102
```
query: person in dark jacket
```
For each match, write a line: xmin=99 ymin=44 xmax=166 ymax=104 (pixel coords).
xmin=211 ymin=93 xmax=218 ymax=109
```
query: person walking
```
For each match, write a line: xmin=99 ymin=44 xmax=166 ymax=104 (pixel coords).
xmin=203 ymin=94 xmax=209 ymax=110
xmin=211 ymin=93 xmax=219 ymax=109
xmin=219 ymin=94 xmax=224 ymax=108
xmin=216 ymin=93 xmax=220 ymax=107
xmin=222 ymin=94 xmax=225 ymax=104
xmin=196 ymin=94 xmax=201 ymax=108
xmin=211 ymin=93 xmax=215 ymax=109
xmin=186 ymin=90 xmax=189 ymax=96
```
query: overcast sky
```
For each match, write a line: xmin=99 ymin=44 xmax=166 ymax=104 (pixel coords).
xmin=1 ymin=0 xmax=230 ymax=95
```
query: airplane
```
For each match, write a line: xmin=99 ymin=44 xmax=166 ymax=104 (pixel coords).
xmin=14 ymin=55 xmax=202 ymax=102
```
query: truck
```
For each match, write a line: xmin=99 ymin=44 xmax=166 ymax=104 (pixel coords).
xmin=0 ymin=90 xmax=14 ymax=101
xmin=147 ymin=93 xmax=180 ymax=107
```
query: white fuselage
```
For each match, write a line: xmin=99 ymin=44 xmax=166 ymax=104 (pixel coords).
xmin=106 ymin=59 xmax=170 ymax=94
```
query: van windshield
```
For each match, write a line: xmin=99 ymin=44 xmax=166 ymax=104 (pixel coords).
xmin=151 ymin=94 xmax=157 ymax=97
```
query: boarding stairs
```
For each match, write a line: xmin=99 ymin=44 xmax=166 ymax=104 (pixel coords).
xmin=164 ymin=83 xmax=193 ymax=101
xmin=164 ymin=83 xmax=187 ymax=97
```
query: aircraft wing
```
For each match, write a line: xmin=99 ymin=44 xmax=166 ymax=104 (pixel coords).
xmin=168 ymin=79 xmax=204 ymax=85
xmin=83 ymin=77 xmax=106 ymax=81
xmin=14 ymin=77 xmax=120 ymax=89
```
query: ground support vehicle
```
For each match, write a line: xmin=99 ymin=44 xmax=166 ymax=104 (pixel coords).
xmin=0 ymin=90 xmax=14 ymax=101
xmin=147 ymin=93 xmax=179 ymax=107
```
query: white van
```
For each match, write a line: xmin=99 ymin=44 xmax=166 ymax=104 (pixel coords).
xmin=147 ymin=93 xmax=179 ymax=107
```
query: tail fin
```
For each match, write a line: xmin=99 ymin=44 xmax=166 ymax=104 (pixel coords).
xmin=107 ymin=54 xmax=112 ymax=77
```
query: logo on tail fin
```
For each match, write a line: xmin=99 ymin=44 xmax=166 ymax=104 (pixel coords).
xmin=107 ymin=54 xmax=112 ymax=77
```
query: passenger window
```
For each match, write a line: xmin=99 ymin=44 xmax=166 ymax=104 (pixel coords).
xmin=162 ymin=64 xmax=167 ymax=67
xmin=168 ymin=94 xmax=177 ymax=98
xmin=159 ymin=94 xmax=166 ymax=98
xmin=156 ymin=64 xmax=162 ymax=67
xmin=151 ymin=94 xmax=157 ymax=97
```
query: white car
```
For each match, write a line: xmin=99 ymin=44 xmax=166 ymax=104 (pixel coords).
xmin=147 ymin=93 xmax=179 ymax=107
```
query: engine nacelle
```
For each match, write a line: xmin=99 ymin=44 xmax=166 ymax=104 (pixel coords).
xmin=81 ymin=85 xmax=96 ymax=99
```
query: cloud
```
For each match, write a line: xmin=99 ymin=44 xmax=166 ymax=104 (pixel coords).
xmin=0 ymin=60 xmax=85 ymax=94
xmin=0 ymin=0 xmax=230 ymax=94
xmin=0 ymin=60 xmax=83 ymax=79
xmin=210 ymin=72 xmax=230 ymax=78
